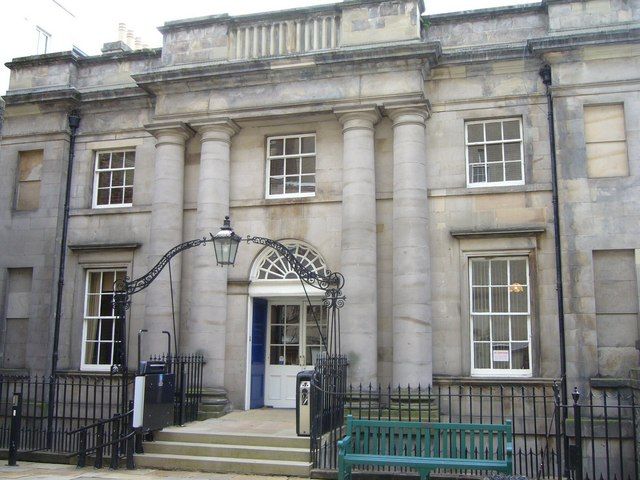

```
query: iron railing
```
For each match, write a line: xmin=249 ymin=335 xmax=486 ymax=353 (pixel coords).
xmin=310 ymin=355 xmax=347 ymax=469
xmin=0 ymin=354 xmax=205 ymax=461
xmin=310 ymin=379 xmax=639 ymax=480
xmin=563 ymin=388 xmax=639 ymax=480
xmin=0 ymin=373 xmax=133 ymax=454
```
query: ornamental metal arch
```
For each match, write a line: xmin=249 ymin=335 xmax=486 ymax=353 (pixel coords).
xmin=250 ymin=239 xmax=330 ymax=283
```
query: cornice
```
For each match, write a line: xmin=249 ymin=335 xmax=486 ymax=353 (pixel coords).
xmin=426 ymin=2 xmax=543 ymax=24
xmin=438 ymin=43 xmax=531 ymax=66
xmin=2 ymin=86 xmax=152 ymax=107
xmin=528 ymin=26 xmax=640 ymax=54
xmin=4 ymin=48 xmax=85 ymax=69
xmin=450 ymin=226 xmax=546 ymax=238
xmin=131 ymin=41 xmax=441 ymax=91
xmin=2 ymin=87 xmax=80 ymax=107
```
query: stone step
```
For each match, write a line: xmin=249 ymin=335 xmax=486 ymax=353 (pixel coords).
xmin=199 ymin=403 xmax=227 ymax=412
xmin=196 ymin=411 xmax=227 ymax=420
xmin=201 ymin=387 xmax=228 ymax=397
xmin=200 ymin=397 xmax=228 ymax=406
xmin=135 ymin=452 xmax=311 ymax=477
xmin=144 ymin=440 xmax=310 ymax=462
xmin=154 ymin=430 xmax=310 ymax=449
xmin=198 ymin=386 xmax=232 ymax=418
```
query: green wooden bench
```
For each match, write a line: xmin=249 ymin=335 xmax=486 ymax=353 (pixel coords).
xmin=338 ymin=415 xmax=512 ymax=480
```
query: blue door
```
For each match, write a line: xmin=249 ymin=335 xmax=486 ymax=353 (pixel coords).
xmin=250 ymin=298 xmax=268 ymax=409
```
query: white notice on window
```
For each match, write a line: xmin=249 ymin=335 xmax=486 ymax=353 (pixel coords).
xmin=493 ymin=349 xmax=509 ymax=363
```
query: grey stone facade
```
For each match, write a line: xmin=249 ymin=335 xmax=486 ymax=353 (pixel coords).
xmin=0 ymin=0 xmax=638 ymax=409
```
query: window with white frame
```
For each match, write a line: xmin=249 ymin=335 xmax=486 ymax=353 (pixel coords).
xmin=466 ymin=118 xmax=524 ymax=187
xmin=470 ymin=257 xmax=532 ymax=376
xmin=81 ymin=269 xmax=125 ymax=371
xmin=93 ymin=150 xmax=135 ymax=208
xmin=266 ymin=134 xmax=315 ymax=198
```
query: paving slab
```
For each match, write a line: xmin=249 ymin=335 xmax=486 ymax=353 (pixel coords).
xmin=164 ymin=409 xmax=297 ymax=437
xmin=0 ymin=462 xmax=309 ymax=479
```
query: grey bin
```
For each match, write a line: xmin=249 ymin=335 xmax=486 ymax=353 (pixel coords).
xmin=296 ymin=370 xmax=314 ymax=436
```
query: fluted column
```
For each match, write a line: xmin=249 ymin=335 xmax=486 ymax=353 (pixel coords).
xmin=143 ymin=123 xmax=193 ymax=356
xmin=388 ymin=104 xmax=432 ymax=387
xmin=187 ymin=119 xmax=239 ymax=387
xmin=336 ymin=106 xmax=380 ymax=385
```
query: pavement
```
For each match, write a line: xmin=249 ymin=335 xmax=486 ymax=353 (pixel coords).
xmin=0 ymin=462 xmax=310 ymax=479
xmin=163 ymin=408 xmax=298 ymax=436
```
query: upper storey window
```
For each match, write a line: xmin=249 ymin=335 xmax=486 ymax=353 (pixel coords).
xmin=466 ymin=119 xmax=524 ymax=187
xmin=93 ymin=150 xmax=135 ymax=208
xmin=266 ymin=134 xmax=316 ymax=199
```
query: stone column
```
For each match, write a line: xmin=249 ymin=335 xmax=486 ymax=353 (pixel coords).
xmin=387 ymin=104 xmax=432 ymax=387
xmin=336 ymin=106 xmax=380 ymax=385
xmin=143 ymin=123 xmax=193 ymax=357
xmin=187 ymin=119 xmax=239 ymax=387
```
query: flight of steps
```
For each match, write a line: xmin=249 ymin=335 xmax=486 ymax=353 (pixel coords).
xmin=135 ymin=430 xmax=311 ymax=477
xmin=197 ymin=387 xmax=232 ymax=420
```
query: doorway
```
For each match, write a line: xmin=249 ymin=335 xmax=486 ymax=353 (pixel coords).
xmin=263 ymin=300 xmax=327 ymax=408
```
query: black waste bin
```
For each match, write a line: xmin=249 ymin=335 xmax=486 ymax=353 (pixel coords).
xmin=296 ymin=370 xmax=314 ymax=436
xmin=133 ymin=359 xmax=175 ymax=432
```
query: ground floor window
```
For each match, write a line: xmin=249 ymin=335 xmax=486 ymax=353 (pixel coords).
xmin=470 ymin=256 xmax=532 ymax=376
xmin=81 ymin=269 xmax=126 ymax=371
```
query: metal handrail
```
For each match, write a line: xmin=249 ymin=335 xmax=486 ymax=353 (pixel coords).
xmin=67 ymin=409 xmax=133 ymax=435
xmin=70 ymin=426 xmax=135 ymax=457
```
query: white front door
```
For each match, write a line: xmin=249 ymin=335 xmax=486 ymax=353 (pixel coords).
xmin=264 ymin=301 xmax=327 ymax=408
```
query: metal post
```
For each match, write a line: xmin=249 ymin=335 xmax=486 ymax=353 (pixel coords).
xmin=572 ymin=388 xmax=583 ymax=480
xmin=95 ymin=423 xmax=104 ymax=468
xmin=77 ymin=430 xmax=87 ymax=468
xmin=126 ymin=403 xmax=135 ymax=471
xmin=126 ymin=432 xmax=135 ymax=470
xmin=8 ymin=393 xmax=22 ymax=466
xmin=553 ymin=382 xmax=563 ymax=478
xmin=110 ymin=415 xmax=120 ymax=470
xmin=539 ymin=65 xmax=570 ymax=479
xmin=179 ymin=361 xmax=186 ymax=426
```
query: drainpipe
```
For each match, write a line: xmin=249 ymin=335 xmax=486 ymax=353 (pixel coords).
xmin=539 ymin=65 xmax=569 ymax=477
xmin=47 ymin=111 xmax=80 ymax=448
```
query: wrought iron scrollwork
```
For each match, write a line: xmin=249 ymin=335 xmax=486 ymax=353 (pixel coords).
xmin=246 ymin=236 xmax=344 ymax=293
xmin=119 ymin=236 xmax=213 ymax=297
xmin=247 ymin=235 xmax=345 ymax=356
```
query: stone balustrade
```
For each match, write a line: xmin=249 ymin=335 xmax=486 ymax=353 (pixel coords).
xmin=229 ymin=14 xmax=340 ymax=60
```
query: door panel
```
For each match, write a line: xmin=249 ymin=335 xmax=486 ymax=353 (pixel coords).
xmin=264 ymin=301 xmax=327 ymax=408
xmin=250 ymin=298 xmax=267 ymax=409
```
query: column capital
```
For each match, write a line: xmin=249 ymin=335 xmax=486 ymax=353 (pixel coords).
xmin=144 ymin=121 xmax=195 ymax=144
xmin=334 ymin=105 xmax=381 ymax=132
xmin=384 ymin=101 xmax=431 ymax=127
xmin=190 ymin=118 xmax=240 ymax=143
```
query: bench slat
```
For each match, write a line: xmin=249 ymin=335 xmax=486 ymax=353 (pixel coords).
xmin=343 ymin=453 xmax=510 ymax=470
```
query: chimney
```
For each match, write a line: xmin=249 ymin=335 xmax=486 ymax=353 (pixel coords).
xmin=126 ymin=29 xmax=134 ymax=48
xmin=118 ymin=23 xmax=127 ymax=42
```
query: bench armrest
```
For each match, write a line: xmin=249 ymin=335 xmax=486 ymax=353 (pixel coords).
xmin=338 ymin=435 xmax=353 ymax=455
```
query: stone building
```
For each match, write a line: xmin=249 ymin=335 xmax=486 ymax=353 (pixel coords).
xmin=0 ymin=0 xmax=638 ymax=409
